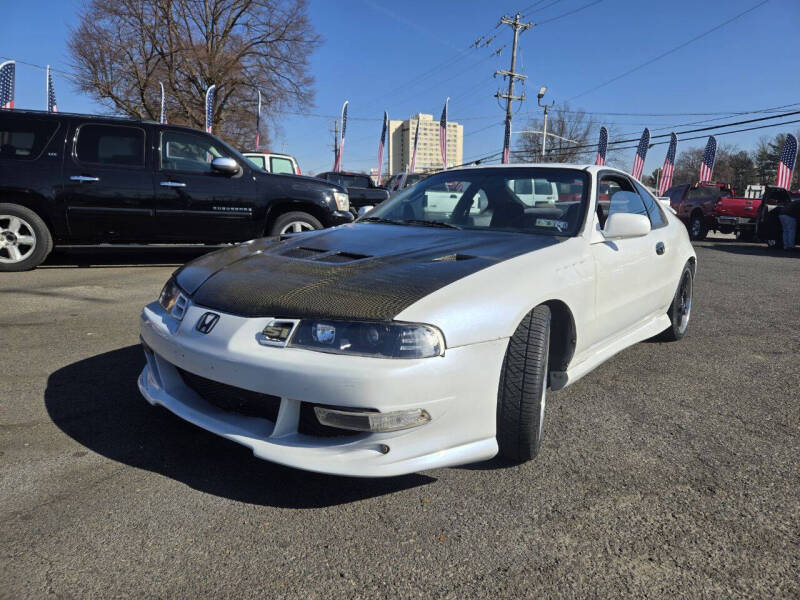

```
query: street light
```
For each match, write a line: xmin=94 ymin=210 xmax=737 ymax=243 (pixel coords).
xmin=537 ymin=86 xmax=555 ymax=159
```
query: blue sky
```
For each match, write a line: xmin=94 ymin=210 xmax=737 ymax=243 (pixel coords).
xmin=2 ymin=0 xmax=799 ymax=175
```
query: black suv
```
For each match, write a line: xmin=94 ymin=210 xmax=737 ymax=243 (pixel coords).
xmin=0 ymin=110 xmax=352 ymax=271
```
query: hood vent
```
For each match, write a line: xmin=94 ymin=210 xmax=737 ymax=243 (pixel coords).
xmin=432 ymin=253 xmax=476 ymax=262
xmin=316 ymin=251 xmax=371 ymax=263
xmin=281 ymin=247 xmax=328 ymax=259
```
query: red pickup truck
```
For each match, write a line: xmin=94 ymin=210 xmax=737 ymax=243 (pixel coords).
xmin=663 ymin=182 xmax=758 ymax=240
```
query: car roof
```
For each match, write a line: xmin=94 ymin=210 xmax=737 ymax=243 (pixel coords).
xmin=445 ymin=163 xmax=625 ymax=176
xmin=1 ymin=108 xmax=206 ymax=135
xmin=243 ymin=151 xmax=296 ymax=158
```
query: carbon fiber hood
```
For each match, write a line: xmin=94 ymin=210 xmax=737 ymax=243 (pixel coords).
xmin=177 ymin=223 xmax=560 ymax=321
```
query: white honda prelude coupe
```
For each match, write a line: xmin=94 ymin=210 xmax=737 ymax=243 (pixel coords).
xmin=139 ymin=164 xmax=696 ymax=477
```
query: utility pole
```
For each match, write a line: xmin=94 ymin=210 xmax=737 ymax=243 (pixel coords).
xmin=329 ymin=119 xmax=339 ymax=169
xmin=537 ymin=86 xmax=555 ymax=159
xmin=495 ymin=13 xmax=531 ymax=163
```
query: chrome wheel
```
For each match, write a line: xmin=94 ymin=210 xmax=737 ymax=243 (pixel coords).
xmin=690 ymin=216 xmax=702 ymax=238
xmin=677 ymin=270 xmax=692 ymax=334
xmin=0 ymin=215 xmax=37 ymax=264
xmin=279 ymin=220 xmax=315 ymax=234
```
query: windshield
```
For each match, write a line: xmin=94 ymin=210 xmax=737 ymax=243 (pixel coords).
xmin=365 ymin=167 xmax=589 ymax=236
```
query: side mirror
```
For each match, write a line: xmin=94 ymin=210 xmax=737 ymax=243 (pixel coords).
xmin=211 ymin=157 xmax=240 ymax=176
xmin=357 ymin=205 xmax=374 ymax=217
xmin=603 ymin=213 xmax=651 ymax=239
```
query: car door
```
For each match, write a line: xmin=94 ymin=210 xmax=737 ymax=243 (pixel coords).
xmin=154 ymin=129 xmax=261 ymax=243
xmin=589 ymin=172 xmax=664 ymax=346
xmin=60 ymin=120 xmax=156 ymax=241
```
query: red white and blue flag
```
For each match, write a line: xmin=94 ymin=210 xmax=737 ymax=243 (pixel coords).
xmin=159 ymin=81 xmax=166 ymax=123
xmin=658 ymin=133 xmax=678 ymax=196
xmin=439 ymin=98 xmax=449 ymax=169
xmin=409 ymin=118 xmax=420 ymax=173
xmin=631 ymin=128 xmax=650 ymax=181
xmin=205 ymin=84 xmax=216 ymax=133
xmin=502 ymin=120 xmax=511 ymax=164
xmin=595 ymin=126 xmax=608 ymax=166
xmin=333 ymin=100 xmax=348 ymax=172
xmin=775 ymin=133 xmax=797 ymax=190
xmin=0 ymin=61 xmax=15 ymax=109
xmin=46 ymin=65 xmax=58 ymax=112
xmin=376 ymin=110 xmax=388 ymax=186
xmin=255 ymin=90 xmax=262 ymax=150
xmin=698 ymin=136 xmax=717 ymax=182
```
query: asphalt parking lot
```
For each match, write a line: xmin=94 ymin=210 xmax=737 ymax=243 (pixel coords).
xmin=1 ymin=239 xmax=798 ymax=599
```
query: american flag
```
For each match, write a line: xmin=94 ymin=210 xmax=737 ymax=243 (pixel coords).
xmin=333 ymin=100 xmax=348 ymax=172
xmin=594 ymin=127 xmax=608 ymax=167
xmin=409 ymin=118 xmax=420 ymax=173
xmin=46 ymin=65 xmax=58 ymax=112
xmin=0 ymin=61 xmax=15 ymax=109
xmin=159 ymin=82 xmax=167 ymax=124
xmin=204 ymin=85 xmax=216 ymax=133
xmin=255 ymin=90 xmax=262 ymax=150
xmin=698 ymin=136 xmax=716 ymax=182
xmin=631 ymin=128 xmax=650 ymax=181
xmin=502 ymin=119 xmax=511 ymax=164
xmin=595 ymin=126 xmax=608 ymax=166
xmin=439 ymin=98 xmax=449 ymax=169
xmin=376 ymin=110 xmax=387 ymax=186
xmin=658 ymin=133 xmax=678 ymax=196
xmin=775 ymin=133 xmax=797 ymax=190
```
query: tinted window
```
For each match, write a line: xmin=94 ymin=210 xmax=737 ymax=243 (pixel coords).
xmin=633 ymin=180 xmax=667 ymax=228
xmin=160 ymin=131 xmax=231 ymax=173
xmin=246 ymin=155 xmax=266 ymax=169
xmin=75 ymin=124 xmax=144 ymax=166
xmin=270 ymin=156 xmax=295 ymax=174
xmin=0 ymin=115 xmax=59 ymax=160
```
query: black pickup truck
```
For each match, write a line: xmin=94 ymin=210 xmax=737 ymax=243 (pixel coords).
xmin=315 ymin=171 xmax=389 ymax=214
xmin=0 ymin=110 xmax=352 ymax=271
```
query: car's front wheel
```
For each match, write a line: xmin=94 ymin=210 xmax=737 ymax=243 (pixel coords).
xmin=659 ymin=262 xmax=693 ymax=341
xmin=270 ymin=211 xmax=323 ymax=236
xmin=0 ymin=204 xmax=53 ymax=272
xmin=496 ymin=304 xmax=551 ymax=462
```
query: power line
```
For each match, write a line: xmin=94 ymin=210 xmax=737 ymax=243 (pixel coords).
xmin=567 ymin=0 xmax=771 ymax=100
xmin=536 ymin=0 xmax=604 ymax=26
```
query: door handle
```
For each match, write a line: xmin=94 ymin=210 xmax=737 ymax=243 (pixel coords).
xmin=70 ymin=175 xmax=100 ymax=182
xmin=160 ymin=181 xmax=187 ymax=188
xmin=656 ymin=241 xmax=665 ymax=255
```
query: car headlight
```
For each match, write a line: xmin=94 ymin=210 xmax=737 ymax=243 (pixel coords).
xmin=288 ymin=320 xmax=445 ymax=358
xmin=333 ymin=191 xmax=350 ymax=212
xmin=158 ymin=277 xmax=188 ymax=320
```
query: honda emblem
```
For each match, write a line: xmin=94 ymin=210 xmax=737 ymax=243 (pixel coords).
xmin=195 ymin=312 xmax=220 ymax=334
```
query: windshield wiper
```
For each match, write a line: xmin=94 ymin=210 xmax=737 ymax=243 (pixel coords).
xmin=403 ymin=219 xmax=462 ymax=230
xmin=359 ymin=217 xmax=405 ymax=225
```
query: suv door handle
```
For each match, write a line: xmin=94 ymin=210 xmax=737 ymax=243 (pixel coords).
xmin=656 ymin=241 xmax=665 ymax=255
xmin=160 ymin=181 xmax=186 ymax=188
xmin=70 ymin=175 xmax=100 ymax=182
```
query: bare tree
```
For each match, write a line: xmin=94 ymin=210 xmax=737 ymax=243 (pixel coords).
xmin=514 ymin=103 xmax=602 ymax=164
xmin=68 ymin=0 xmax=320 ymax=148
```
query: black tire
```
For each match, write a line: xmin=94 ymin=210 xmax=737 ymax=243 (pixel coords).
xmin=269 ymin=211 xmax=323 ymax=236
xmin=688 ymin=211 xmax=707 ymax=241
xmin=496 ymin=304 xmax=551 ymax=462
xmin=658 ymin=263 xmax=693 ymax=342
xmin=0 ymin=204 xmax=53 ymax=272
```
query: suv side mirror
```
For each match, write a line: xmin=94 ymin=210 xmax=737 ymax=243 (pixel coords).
xmin=211 ymin=157 xmax=240 ymax=176
xmin=603 ymin=213 xmax=651 ymax=239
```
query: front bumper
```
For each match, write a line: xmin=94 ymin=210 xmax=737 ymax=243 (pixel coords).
xmin=327 ymin=210 xmax=355 ymax=227
xmin=138 ymin=302 xmax=503 ymax=477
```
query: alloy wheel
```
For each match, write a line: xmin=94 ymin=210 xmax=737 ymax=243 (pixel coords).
xmin=677 ymin=271 xmax=692 ymax=334
xmin=0 ymin=215 xmax=37 ymax=264
xmin=279 ymin=221 xmax=315 ymax=234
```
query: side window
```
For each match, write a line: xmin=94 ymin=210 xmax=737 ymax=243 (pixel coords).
xmin=75 ymin=124 xmax=144 ymax=166
xmin=246 ymin=155 xmax=266 ymax=170
xmin=160 ymin=131 xmax=230 ymax=173
xmin=603 ymin=176 xmax=648 ymax=219
xmin=633 ymin=180 xmax=667 ymax=228
xmin=686 ymin=187 xmax=707 ymax=202
xmin=269 ymin=157 xmax=294 ymax=174
xmin=0 ymin=116 xmax=59 ymax=160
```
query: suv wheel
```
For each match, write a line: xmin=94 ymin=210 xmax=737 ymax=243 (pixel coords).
xmin=270 ymin=211 xmax=323 ymax=236
xmin=689 ymin=211 xmax=707 ymax=241
xmin=0 ymin=204 xmax=53 ymax=272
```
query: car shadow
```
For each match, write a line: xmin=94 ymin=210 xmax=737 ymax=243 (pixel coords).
xmin=44 ymin=345 xmax=435 ymax=507
xmin=696 ymin=240 xmax=800 ymax=258
xmin=41 ymin=246 xmax=223 ymax=268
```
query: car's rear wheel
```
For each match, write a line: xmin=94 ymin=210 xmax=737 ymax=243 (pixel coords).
xmin=496 ymin=304 xmax=551 ymax=462
xmin=0 ymin=204 xmax=53 ymax=272
xmin=689 ymin=211 xmax=707 ymax=241
xmin=270 ymin=211 xmax=323 ymax=236
xmin=658 ymin=263 xmax=693 ymax=341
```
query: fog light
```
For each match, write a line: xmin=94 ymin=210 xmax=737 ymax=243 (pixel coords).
xmin=313 ymin=407 xmax=430 ymax=432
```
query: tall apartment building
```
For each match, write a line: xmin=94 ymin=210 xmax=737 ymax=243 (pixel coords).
xmin=387 ymin=113 xmax=463 ymax=176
